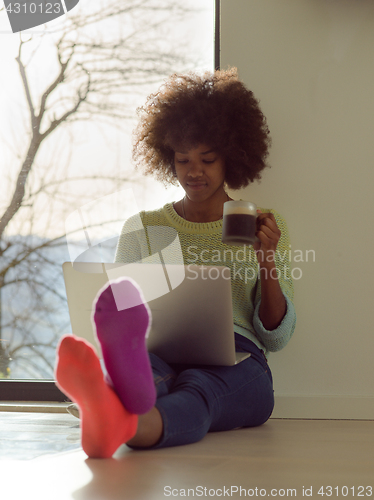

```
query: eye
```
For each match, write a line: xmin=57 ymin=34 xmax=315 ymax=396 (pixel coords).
xmin=175 ymin=158 xmax=188 ymax=164
xmin=203 ymin=158 xmax=216 ymax=164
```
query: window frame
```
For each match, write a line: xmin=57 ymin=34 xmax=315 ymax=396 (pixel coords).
xmin=0 ymin=380 xmax=69 ymax=402
xmin=0 ymin=0 xmax=220 ymax=404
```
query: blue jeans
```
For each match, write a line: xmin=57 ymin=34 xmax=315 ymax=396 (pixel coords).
xmin=139 ymin=334 xmax=274 ymax=449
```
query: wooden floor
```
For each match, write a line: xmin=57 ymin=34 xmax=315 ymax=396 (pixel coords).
xmin=1 ymin=411 xmax=373 ymax=500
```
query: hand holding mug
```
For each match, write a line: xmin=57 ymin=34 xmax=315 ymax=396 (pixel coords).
xmin=221 ymin=201 xmax=281 ymax=264
xmin=253 ymin=210 xmax=281 ymax=267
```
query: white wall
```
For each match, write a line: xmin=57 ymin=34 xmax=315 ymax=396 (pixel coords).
xmin=221 ymin=0 xmax=374 ymax=418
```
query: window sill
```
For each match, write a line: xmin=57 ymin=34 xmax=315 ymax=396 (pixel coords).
xmin=0 ymin=401 xmax=70 ymax=413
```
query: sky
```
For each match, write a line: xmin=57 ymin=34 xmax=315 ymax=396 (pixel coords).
xmin=0 ymin=0 xmax=214 ymax=237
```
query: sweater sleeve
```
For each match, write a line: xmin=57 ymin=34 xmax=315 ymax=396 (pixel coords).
xmin=253 ymin=294 xmax=296 ymax=352
xmin=252 ymin=209 xmax=296 ymax=352
xmin=114 ymin=213 xmax=148 ymax=263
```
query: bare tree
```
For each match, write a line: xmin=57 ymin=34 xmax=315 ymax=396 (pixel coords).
xmin=0 ymin=0 xmax=196 ymax=378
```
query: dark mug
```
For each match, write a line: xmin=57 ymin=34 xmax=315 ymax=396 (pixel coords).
xmin=222 ymin=200 xmax=257 ymax=246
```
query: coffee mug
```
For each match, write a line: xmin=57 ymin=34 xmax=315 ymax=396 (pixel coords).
xmin=221 ymin=200 xmax=257 ymax=246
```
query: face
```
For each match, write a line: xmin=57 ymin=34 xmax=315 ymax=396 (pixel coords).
xmin=173 ymin=144 xmax=226 ymax=202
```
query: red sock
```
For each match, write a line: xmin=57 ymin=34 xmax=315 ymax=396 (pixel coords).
xmin=54 ymin=334 xmax=138 ymax=458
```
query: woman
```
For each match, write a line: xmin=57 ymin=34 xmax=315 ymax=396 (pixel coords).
xmin=55 ymin=68 xmax=296 ymax=458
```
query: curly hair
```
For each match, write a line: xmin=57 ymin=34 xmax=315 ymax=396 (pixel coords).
xmin=132 ymin=68 xmax=271 ymax=190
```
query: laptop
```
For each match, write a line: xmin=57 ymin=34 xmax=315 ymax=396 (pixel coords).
xmin=62 ymin=262 xmax=250 ymax=366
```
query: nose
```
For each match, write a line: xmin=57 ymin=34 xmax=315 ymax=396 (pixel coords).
xmin=187 ymin=161 xmax=203 ymax=178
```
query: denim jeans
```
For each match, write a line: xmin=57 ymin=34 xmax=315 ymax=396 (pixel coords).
xmin=142 ymin=333 xmax=274 ymax=449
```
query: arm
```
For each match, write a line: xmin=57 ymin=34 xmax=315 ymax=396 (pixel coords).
xmin=254 ymin=211 xmax=286 ymax=330
xmin=258 ymin=267 xmax=287 ymax=330
xmin=251 ymin=210 xmax=296 ymax=352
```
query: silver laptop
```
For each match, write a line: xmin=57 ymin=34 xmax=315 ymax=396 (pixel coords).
xmin=62 ymin=262 xmax=250 ymax=366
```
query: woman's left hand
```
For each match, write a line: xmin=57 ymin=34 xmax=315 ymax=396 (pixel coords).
xmin=253 ymin=210 xmax=281 ymax=268
xmin=253 ymin=210 xmax=287 ymax=329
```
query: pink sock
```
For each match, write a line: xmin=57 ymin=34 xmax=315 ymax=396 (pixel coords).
xmin=93 ymin=278 xmax=156 ymax=415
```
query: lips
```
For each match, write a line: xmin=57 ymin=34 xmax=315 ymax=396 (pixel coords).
xmin=187 ymin=182 xmax=207 ymax=190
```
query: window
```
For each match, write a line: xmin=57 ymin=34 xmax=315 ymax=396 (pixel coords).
xmin=0 ymin=0 xmax=218 ymax=401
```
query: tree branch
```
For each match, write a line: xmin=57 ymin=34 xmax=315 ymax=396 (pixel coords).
xmin=37 ymin=41 xmax=73 ymax=131
xmin=15 ymin=39 xmax=37 ymax=133
xmin=0 ymin=138 xmax=41 ymax=240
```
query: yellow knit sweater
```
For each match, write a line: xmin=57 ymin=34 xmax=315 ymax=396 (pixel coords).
xmin=115 ymin=203 xmax=296 ymax=355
